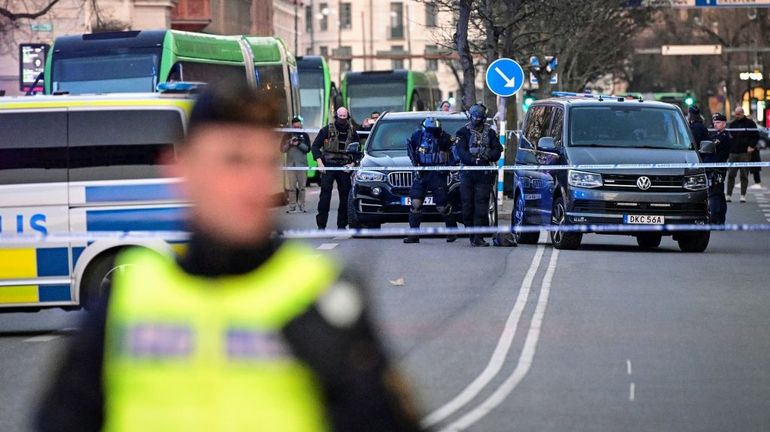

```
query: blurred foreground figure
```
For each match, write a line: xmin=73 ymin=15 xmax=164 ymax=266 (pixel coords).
xmin=37 ymin=83 xmax=421 ymax=432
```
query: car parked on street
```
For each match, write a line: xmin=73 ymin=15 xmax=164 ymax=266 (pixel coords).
xmin=511 ymin=96 xmax=710 ymax=252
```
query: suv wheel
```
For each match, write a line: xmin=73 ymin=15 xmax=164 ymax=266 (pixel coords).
xmin=550 ymin=196 xmax=582 ymax=250
xmin=636 ymin=233 xmax=662 ymax=249
xmin=514 ymin=191 xmax=539 ymax=244
xmin=677 ymin=231 xmax=710 ymax=253
xmin=347 ymin=188 xmax=362 ymax=229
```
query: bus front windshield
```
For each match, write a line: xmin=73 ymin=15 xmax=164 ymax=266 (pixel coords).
xmin=298 ymin=69 xmax=325 ymax=128
xmin=347 ymin=81 xmax=406 ymax=123
xmin=52 ymin=49 xmax=160 ymax=94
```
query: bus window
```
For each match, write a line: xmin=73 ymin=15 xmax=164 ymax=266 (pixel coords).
xmin=68 ymin=110 xmax=184 ymax=182
xmin=0 ymin=112 xmax=68 ymax=184
xmin=173 ymin=61 xmax=249 ymax=89
xmin=255 ymin=65 xmax=289 ymax=124
xmin=298 ymin=69 xmax=325 ymax=128
xmin=347 ymin=81 xmax=406 ymax=123
xmin=52 ymin=49 xmax=160 ymax=94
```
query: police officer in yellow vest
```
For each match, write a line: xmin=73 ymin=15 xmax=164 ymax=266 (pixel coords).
xmin=37 ymin=84 xmax=421 ymax=432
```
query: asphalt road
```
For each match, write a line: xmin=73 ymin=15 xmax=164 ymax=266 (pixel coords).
xmin=2 ymin=184 xmax=770 ymax=431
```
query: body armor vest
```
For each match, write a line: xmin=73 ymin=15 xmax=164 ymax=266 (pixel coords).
xmin=417 ymin=132 xmax=449 ymax=166
xmin=468 ymin=123 xmax=492 ymax=164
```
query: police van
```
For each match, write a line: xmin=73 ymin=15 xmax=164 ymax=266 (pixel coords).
xmin=0 ymin=93 xmax=194 ymax=311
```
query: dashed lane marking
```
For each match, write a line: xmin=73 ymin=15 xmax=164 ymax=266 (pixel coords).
xmin=24 ymin=334 xmax=59 ymax=343
xmin=316 ymin=243 xmax=338 ymax=250
xmin=627 ymin=359 xmax=633 ymax=376
xmin=629 ymin=383 xmax=636 ymax=402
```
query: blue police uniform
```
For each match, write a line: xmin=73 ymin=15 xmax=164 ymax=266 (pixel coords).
xmin=705 ymin=128 xmax=732 ymax=224
xmin=404 ymin=121 xmax=458 ymax=243
xmin=454 ymin=105 xmax=503 ymax=247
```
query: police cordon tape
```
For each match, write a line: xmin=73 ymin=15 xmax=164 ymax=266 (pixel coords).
xmin=283 ymin=161 xmax=770 ymax=171
xmin=2 ymin=223 xmax=770 ymax=244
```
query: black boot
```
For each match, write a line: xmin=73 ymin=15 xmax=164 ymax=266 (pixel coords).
xmin=403 ymin=236 xmax=420 ymax=244
xmin=471 ymin=237 xmax=490 ymax=247
xmin=446 ymin=235 xmax=457 ymax=243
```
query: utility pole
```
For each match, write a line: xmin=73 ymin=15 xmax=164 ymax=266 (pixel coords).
xmin=294 ymin=0 xmax=299 ymax=56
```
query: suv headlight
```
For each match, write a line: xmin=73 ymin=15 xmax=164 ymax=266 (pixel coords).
xmin=355 ymin=170 xmax=386 ymax=182
xmin=568 ymin=170 xmax=603 ymax=188
xmin=683 ymin=173 xmax=707 ymax=191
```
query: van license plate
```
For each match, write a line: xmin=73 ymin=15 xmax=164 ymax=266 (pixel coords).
xmin=401 ymin=196 xmax=435 ymax=206
xmin=624 ymin=215 xmax=664 ymax=224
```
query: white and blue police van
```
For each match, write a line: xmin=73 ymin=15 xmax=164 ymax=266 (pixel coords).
xmin=0 ymin=93 xmax=194 ymax=311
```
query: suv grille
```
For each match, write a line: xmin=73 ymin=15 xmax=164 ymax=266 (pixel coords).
xmin=601 ymin=174 xmax=685 ymax=191
xmin=388 ymin=171 xmax=413 ymax=188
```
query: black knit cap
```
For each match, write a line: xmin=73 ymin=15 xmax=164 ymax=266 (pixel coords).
xmin=187 ymin=82 xmax=281 ymax=137
xmin=688 ymin=105 xmax=701 ymax=116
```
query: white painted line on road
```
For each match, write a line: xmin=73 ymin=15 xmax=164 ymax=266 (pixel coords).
xmin=627 ymin=359 xmax=633 ymax=376
xmin=629 ymin=382 xmax=636 ymax=401
xmin=24 ymin=335 xmax=59 ymax=343
xmin=333 ymin=235 xmax=351 ymax=240
xmin=438 ymin=250 xmax=560 ymax=432
xmin=421 ymin=245 xmax=546 ymax=429
xmin=316 ymin=243 xmax=338 ymax=250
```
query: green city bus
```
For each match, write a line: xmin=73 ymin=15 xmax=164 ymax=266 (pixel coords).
xmin=341 ymin=70 xmax=441 ymax=123
xmin=45 ymin=30 xmax=299 ymax=124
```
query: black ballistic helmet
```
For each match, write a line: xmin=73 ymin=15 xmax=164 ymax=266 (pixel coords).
xmin=422 ymin=117 xmax=442 ymax=136
xmin=469 ymin=103 xmax=487 ymax=125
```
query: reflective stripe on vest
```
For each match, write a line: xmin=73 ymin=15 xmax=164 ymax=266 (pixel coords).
xmin=103 ymin=242 xmax=339 ymax=432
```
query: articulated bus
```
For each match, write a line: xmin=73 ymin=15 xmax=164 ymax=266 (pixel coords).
xmin=341 ymin=70 xmax=441 ymax=124
xmin=45 ymin=30 xmax=299 ymax=124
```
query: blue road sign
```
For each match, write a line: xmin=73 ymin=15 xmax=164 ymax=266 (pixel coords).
xmin=485 ymin=58 xmax=525 ymax=98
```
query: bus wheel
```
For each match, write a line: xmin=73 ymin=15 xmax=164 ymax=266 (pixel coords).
xmin=80 ymin=251 xmax=120 ymax=310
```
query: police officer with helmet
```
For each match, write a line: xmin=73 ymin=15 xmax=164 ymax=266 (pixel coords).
xmin=454 ymin=103 xmax=503 ymax=247
xmin=403 ymin=117 xmax=459 ymax=244
xmin=311 ymin=107 xmax=362 ymax=230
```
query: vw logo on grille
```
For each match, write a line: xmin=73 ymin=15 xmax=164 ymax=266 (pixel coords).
xmin=636 ymin=176 xmax=652 ymax=190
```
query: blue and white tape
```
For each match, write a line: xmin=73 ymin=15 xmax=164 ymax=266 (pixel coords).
xmin=283 ymin=161 xmax=770 ymax=171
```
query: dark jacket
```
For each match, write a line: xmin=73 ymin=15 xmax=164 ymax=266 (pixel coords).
xmin=406 ymin=129 xmax=454 ymax=167
xmin=728 ymin=116 xmax=759 ymax=154
xmin=454 ymin=123 xmax=502 ymax=167
xmin=36 ymin=234 xmax=421 ymax=432
xmin=281 ymin=131 xmax=312 ymax=166
xmin=311 ymin=121 xmax=361 ymax=166
xmin=706 ymin=129 xmax=732 ymax=165
xmin=689 ymin=119 xmax=709 ymax=149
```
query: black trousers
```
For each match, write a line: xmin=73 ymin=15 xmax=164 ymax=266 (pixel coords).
xmin=316 ymin=170 xmax=351 ymax=229
xmin=460 ymin=172 xmax=493 ymax=241
xmin=408 ymin=171 xmax=457 ymax=229
xmin=708 ymin=170 xmax=727 ymax=225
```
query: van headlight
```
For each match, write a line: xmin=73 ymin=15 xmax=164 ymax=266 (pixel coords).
xmin=568 ymin=170 xmax=603 ymax=188
xmin=355 ymin=170 xmax=386 ymax=182
xmin=683 ymin=173 xmax=707 ymax=191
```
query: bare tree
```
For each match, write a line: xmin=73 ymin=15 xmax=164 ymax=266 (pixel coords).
xmin=454 ymin=0 xmax=475 ymax=110
xmin=0 ymin=0 xmax=61 ymax=20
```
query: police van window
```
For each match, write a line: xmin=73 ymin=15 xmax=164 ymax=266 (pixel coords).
xmin=525 ymin=106 xmax=553 ymax=146
xmin=68 ymin=110 xmax=184 ymax=182
xmin=549 ymin=108 xmax=564 ymax=147
xmin=0 ymin=111 xmax=68 ymax=185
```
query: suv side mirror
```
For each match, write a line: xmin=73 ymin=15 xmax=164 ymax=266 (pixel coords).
xmin=346 ymin=142 xmax=362 ymax=153
xmin=537 ymin=136 xmax=557 ymax=152
xmin=698 ymin=140 xmax=715 ymax=154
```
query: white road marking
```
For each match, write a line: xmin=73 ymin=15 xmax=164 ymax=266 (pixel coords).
xmin=316 ymin=243 xmax=338 ymax=250
xmin=421 ymin=245 xmax=546 ymax=429
xmin=629 ymin=382 xmax=636 ymax=401
xmin=24 ymin=335 xmax=59 ymax=342
xmin=333 ymin=235 xmax=351 ymax=240
xmin=627 ymin=359 xmax=633 ymax=376
xmin=438 ymin=250 xmax=560 ymax=432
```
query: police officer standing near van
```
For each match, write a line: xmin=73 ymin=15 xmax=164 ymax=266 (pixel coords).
xmin=705 ymin=112 xmax=733 ymax=224
xmin=37 ymin=84 xmax=421 ymax=432
xmin=454 ymin=103 xmax=503 ymax=247
xmin=312 ymin=107 xmax=361 ymax=230
xmin=403 ymin=117 xmax=458 ymax=244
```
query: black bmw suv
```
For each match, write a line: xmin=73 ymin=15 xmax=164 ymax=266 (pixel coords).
xmin=512 ymin=96 xmax=710 ymax=252
xmin=348 ymin=111 xmax=472 ymax=228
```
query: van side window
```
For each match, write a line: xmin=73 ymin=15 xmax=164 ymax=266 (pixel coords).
xmin=525 ymin=106 xmax=553 ymax=147
xmin=549 ymin=108 xmax=564 ymax=148
xmin=68 ymin=110 xmax=184 ymax=182
xmin=0 ymin=112 xmax=68 ymax=185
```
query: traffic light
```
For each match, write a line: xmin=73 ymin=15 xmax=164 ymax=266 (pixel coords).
xmin=684 ymin=94 xmax=695 ymax=107
xmin=523 ymin=92 xmax=535 ymax=112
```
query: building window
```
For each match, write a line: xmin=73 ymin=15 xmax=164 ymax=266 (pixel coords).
xmin=319 ymin=2 xmax=329 ymax=31
xmin=425 ymin=45 xmax=438 ymax=71
xmin=320 ymin=46 xmax=329 ymax=58
xmin=392 ymin=45 xmax=404 ymax=69
xmin=389 ymin=2 xmax=404 ymax=40
xmin=425 ymin=2 xmax=438 ymax=28
xmin=305 ymin=5 xmax=313 ymax=32
xmin=336 ymin=46 xmax=352 ymax=73
xmin=340 ymin=2 xmax=352 ymax=30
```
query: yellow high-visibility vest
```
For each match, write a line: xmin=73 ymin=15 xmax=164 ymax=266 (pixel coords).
xmin=103 ymin=242 xmax=340 ymax=432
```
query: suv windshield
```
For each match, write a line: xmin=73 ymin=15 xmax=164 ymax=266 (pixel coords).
xmin=368 ymin=118 xmax=468 ymax=152
xmin=569 ymin=106 xmax=692 ymax=150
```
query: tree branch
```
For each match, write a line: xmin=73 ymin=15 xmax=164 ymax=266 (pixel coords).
xmin=0 ymin=0 xmax=61 ymax=21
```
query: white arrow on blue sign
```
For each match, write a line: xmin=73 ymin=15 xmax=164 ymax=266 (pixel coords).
xmin=485 ymin=58 xmax=525 ymax=98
